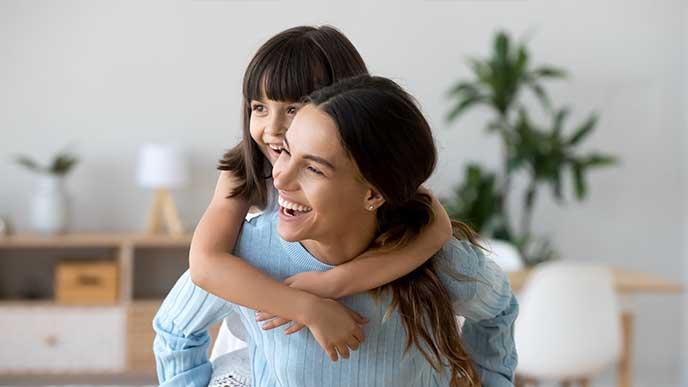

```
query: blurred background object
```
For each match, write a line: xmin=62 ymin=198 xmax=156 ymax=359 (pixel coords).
xmin=442 ymin=31 xmax=616 ymax=267
xmin=514 ymin=262 xmax=620 ymax=387
xmin=14 ymin=146 xmax=78 ymax=235
xmin=136 ymin=143 xmax=189 ymax=236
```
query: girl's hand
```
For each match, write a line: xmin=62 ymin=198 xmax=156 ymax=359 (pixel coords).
xmin=256 ymin=271 xmax=343 ymax=334
xmin=304 ymin=298 xmax=368 ymax=361
xmin=256 ymin=297 xmax=368 ymax=361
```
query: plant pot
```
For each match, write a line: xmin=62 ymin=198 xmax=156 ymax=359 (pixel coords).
xmin=30 ymin=174 xmax=70 ymax=234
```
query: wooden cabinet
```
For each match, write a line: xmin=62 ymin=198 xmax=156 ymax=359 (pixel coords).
xmin=0 ymin=233 xmax=195 ymax=377
xmin=0 ymin=305 xmax=125 ymax=373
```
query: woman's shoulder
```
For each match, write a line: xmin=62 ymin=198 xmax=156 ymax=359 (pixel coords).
xmin=434 ymin=238 xmax=514 ymax=320
xmin=434 ymin=238 xmax=485 ymax=278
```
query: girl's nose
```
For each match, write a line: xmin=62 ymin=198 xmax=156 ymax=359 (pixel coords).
xmin=266 ymin=114 xmax=288 ymax=136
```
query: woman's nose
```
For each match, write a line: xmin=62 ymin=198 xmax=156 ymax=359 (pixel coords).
xmin=272 ymin=154 xmax=296 ymax=191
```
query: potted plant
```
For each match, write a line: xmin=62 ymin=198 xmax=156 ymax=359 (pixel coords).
xmin=444 ymin=31 xmax=616 ymax=266
xmin=15 ymin=147 xmax=79 ymax=234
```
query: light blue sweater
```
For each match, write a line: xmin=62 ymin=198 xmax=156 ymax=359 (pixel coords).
xmin=153 ymin=211 xmax=518 ymax=386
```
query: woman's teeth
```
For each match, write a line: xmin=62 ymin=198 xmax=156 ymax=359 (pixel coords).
xmin=278 ymin=196 xmax=312 ymax=214
xmin=268 ymin=144 xmax=284 ymax=152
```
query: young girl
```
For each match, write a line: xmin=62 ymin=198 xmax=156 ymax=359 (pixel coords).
xmin=153 ymin=75 xmax=518 ymax=387
xmin=186 ymin=25 xmax=453 ymax=356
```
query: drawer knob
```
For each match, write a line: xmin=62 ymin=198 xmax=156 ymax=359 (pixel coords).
xmin=44 ymin=335 xmax=58 ymax=347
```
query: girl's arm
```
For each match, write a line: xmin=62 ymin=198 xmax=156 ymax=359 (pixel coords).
xmin=188 ymin=171 xmax=320 ymax=322
xmin=256 ymin=188 xmax=452 ymax=333
xmin=284 ymin=187 xmax=452 ymax=299
xmin=189 ymin=171 xmax=367 ymax=361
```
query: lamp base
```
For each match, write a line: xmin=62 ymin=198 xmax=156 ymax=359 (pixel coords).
xmin=146 ymin=188 xmax=183 ymax=236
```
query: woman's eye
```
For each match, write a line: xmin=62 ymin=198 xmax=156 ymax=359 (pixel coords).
xmin=251 ymin=104 xmax=266 ymax=113
xmin=287 ymin=106 xmax=299 ymax=115
xmin=307 ymin=166 xmax=324 ymax=176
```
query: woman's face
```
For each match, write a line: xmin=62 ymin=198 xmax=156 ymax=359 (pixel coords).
xmin=272 ymin=104 xmax=378 ymax=243
xmin=249 ymin=96 xmax=303 ymax=165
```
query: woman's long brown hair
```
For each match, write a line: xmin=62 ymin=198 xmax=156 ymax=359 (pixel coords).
xmin=217 ymin=25 xmax=368 ymax=208
xmin=307 ymin=75 xmax=481 ymax=386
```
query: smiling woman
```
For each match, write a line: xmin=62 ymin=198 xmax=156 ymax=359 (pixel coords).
xmin=273 ymin=104 xmax=379 ymax=261
xmin=153 ymin=74 xmax=519 ymax=387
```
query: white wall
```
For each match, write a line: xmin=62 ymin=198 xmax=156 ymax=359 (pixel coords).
xmin=1 ymin=1 xmax=686 ymax=385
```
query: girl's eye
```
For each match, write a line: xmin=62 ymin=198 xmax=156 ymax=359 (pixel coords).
xmin=307 ymin=166 xmax=324 ymax=176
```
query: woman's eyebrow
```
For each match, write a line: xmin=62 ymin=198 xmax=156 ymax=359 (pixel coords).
xmin=284 ymin=136 xmax=336 ymax=171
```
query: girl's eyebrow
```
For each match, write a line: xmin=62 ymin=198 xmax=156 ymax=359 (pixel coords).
xmin=284 ymin=136 xmax=336 ymax=171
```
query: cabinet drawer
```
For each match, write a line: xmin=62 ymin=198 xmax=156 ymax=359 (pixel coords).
xmin=0 ymin=306 xmax=125 ymax=373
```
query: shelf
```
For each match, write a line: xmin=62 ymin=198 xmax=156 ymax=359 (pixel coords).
xmin=0 ymin=233 xmax=192 ymax=249
xmin=0 ymin=300 xmax=122 ymax=308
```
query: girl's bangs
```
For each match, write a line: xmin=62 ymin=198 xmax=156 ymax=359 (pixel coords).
xmin=244 ymin=40 xmax=332 ymax=102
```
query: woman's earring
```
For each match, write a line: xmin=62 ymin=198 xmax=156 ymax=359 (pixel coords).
xmin=368 ymin=205 xmax=374 ymax=210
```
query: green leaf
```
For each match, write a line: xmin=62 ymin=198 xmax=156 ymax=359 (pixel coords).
xmin=532 ymin=66 xmax=567 ymax=79
xmin=568 ymin=113 xmax=598 ymax=145
xmin=583 ymin=153 xmax=617 ymax=168
xmin=552 ymin=107 xmax=570 ymax=137
xmin=551 ymin=169 xmax=563 ymax=202
xmin=447 ymin=95 xmax=487 ymax=122
xmin=15 ymin=155 xmax=43 ymax=173
xmin=51 ymin=154 xmax=78 ymax=175
xmin=524 ymin=185 xmax=537 ymax=209
xmin=572 ymin=162 xmax=587 ymax=200
xmin=448 ymin=81 xmax=480 ymax=97
xmin=494 ymin=32 xmax=510 ymax=66
xmin=527 ymin=81 xmax=552 ymax=111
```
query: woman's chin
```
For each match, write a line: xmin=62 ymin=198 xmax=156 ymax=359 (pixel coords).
xmin=277 ymin=222 xmax=303 ymax=242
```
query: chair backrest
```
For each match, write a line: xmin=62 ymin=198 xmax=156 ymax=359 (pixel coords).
xmin=514 ymin=261 xmax=621 ymax=380
xmin=483 ymin=239 xmax=524 ymax=272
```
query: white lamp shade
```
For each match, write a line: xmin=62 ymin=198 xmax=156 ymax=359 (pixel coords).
xmin=136 ymin=143 xmax=189 ymax=189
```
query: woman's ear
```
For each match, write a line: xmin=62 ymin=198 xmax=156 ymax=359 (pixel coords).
xmin=364 ymin=187 xmax=386 ymax=211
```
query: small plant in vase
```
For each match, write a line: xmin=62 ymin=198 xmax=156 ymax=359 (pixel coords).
xmin=15 ymin=148 xmax=79 ymax=234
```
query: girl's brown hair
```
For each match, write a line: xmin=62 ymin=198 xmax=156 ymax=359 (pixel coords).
xmin=306 ymin=75 xmax=481 ymax=386
xmin=217 ymin=25 xmax=368 ymax=208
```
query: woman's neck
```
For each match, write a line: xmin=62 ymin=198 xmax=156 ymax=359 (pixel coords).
xmin=301 ymin=221 xmax=376 ymax=266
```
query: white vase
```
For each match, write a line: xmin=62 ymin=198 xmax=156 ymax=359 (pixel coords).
xmin=30 ymin=174 xmax=70 ymax=234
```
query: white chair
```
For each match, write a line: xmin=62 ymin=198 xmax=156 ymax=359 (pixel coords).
xmin=514 ymin=261 xmax=621 ymax=387
xmin=483 ymin=238 xmax=524 ymax=272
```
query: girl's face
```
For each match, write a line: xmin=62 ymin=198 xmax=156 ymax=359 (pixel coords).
xmin=249 ymin=97 xmax=303 ymax=165
xmin=272 ymin=104 xmax=381 ymax=244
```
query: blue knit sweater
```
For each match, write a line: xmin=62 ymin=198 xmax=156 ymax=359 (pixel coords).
xmin=153 ymin=211 xmax=518 ymax=386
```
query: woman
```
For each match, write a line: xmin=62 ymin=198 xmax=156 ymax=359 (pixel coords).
xmin=154 ymin=75 xmax=518 ymax=387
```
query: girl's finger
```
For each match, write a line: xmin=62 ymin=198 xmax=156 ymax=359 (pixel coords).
xmin=326 ymin=346 xmax=338 ymax=362
xmin=256 ymin=312 xmax=276 ymax=322
xmin=336 ymin=344 xmax=350 ymax=360
xmin=261 ymin=317 xmax=291 ymax=330
xmin=284 ymin=322 xmax=306 ymax=335
xmin=352 ymin=312 xmax=368 ymax=324
xmin=353 ymin=327 xmax=365 ymax=344
xmin=347 ymin=338 xmax=360 ymax=351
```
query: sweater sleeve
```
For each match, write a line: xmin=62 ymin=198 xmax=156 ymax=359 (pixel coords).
xmin=435 ymin=240 xmax=519 ymax=387
xmin=153 ymin=270 xmax=237 ymax=387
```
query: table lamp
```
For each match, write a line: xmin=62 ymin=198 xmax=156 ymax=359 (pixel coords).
xmin=136 ymin=144 xmax=189 ymax=236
